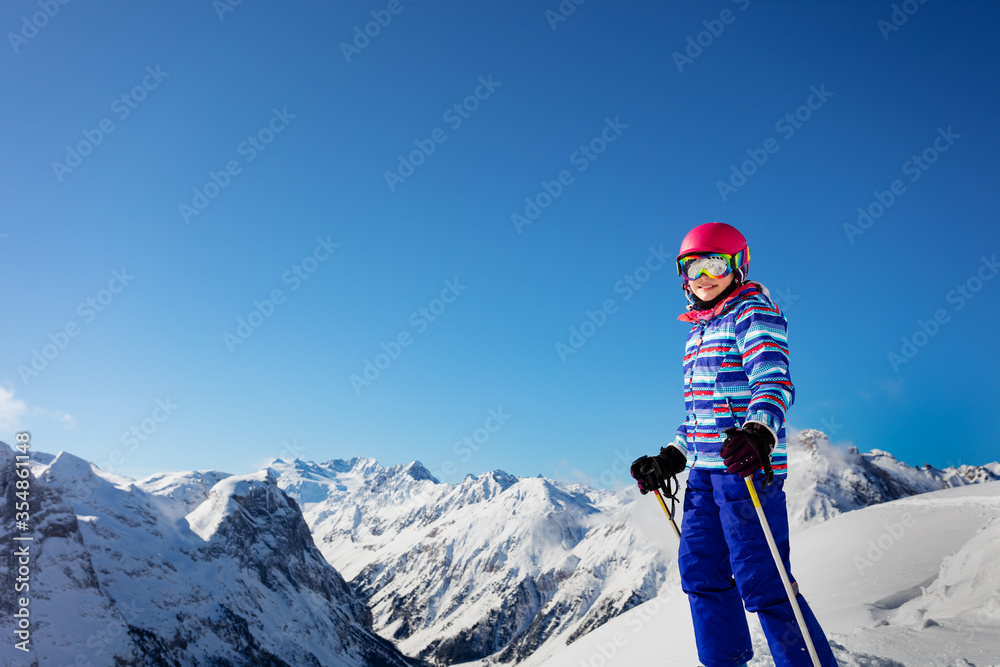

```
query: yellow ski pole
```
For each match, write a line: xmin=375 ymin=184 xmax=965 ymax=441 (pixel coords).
xmin=744 ymin=477 xmax=821 ymax=667
xmin=653 ymin=487 xmax=681 ymax=539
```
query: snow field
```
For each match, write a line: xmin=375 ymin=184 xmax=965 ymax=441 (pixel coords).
xmin=535 ymin=482 xmax=1000 ymax=667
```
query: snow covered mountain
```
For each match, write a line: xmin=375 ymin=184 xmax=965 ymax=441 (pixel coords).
xmin=266 ymin=429 xmax=1000 ymax=666
xmin=269 ymin=458 xmax=666 ymax=666
xmin=784 ymin=427 xmax=1000 ymax=528
xmin=0 ymin=443 xmax=412 ymax=667
xmin=1 ymin=427 xmax=997 ymax=666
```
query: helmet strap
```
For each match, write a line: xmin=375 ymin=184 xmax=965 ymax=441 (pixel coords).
xmin=682 ymin=282 xmax=696 ymax=307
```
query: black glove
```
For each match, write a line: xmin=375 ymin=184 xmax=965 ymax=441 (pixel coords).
xmin=721 ymin=423 xmax=775 ymax=486
xmin=630 ymin=445 xmax=687 ymax=495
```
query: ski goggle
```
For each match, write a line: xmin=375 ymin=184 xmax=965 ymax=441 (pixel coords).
xmin=677 ymin=250 xmax=747 ymax=281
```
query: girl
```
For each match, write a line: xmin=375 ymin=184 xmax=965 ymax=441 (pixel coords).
xmin=631 ymin=222 xmax=838 ymax=667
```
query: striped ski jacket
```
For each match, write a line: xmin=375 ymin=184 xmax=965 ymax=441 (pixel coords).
xmin=671 ymin=281 xmax=794 ymax=475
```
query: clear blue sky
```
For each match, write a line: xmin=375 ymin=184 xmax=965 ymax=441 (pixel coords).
xmin=2 ymin=0 xmax=998 ymax=486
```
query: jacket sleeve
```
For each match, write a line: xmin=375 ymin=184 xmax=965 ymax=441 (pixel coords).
xmin=673 ymin=329 xmax=694 ymax=458
xmin=672 ymin=419 xmax=689 ymax=457
xmin=733 ymin=299 xmax=795 ymax=443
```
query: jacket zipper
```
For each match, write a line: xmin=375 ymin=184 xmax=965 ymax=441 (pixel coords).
xmin=725 ymin=396 xmax=744 ymax=430
xmin=687 ymin=322 xmax=708 ymax=464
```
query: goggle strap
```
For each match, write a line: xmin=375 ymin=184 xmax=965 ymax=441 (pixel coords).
xmin=731 ymin=247 xmax=749 ymax=270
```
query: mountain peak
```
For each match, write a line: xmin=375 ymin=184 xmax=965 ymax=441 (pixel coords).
xmin=486 ymin=469 xmax=518 ymax=485
xmin=47 ymin=450 xmax=96 ymax=484
xmin=321 ymin=456 xmax=382 ymax=475
xmin=868 ymin=448 xmax=897 ymax=459
xmin=796 ymin=428 xmax=829 ymax=454
xmin=186 ymin=470 xmax=281 ymax=541
xmin=403 ymin=460 xmax=437 ymax=483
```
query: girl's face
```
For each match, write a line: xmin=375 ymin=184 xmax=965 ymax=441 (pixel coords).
xmin=688 ymin=270 xmax=735 ymax=302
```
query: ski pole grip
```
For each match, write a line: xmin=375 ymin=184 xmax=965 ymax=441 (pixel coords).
xmin=723 ymin=425 xmax=774 ymax=491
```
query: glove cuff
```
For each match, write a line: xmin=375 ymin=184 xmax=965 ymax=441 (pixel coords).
xmin=658 ymin=443 xmax=688 ymax=475
xmin=744 ymin=421 xmax=776 ymax=452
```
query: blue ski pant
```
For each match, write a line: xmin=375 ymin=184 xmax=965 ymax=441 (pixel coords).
xmin=678 ymin=468 xmax=838 ymax=667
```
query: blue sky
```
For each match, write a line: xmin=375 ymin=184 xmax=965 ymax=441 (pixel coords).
xmin=2 ymin=0 xmax=998 ymax=487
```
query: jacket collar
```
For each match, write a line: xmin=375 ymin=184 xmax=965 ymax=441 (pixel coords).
xmin=677 ymin=281 xmax=765 ymax=324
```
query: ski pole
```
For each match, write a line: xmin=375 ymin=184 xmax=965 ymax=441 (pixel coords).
xmin=653 ymin=488 xmax=681 ymax=539
xmin=744 ymin=477 xmax=821 ymax=667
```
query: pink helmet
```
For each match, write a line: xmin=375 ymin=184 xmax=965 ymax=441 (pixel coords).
xmin=677 ymin=222 xmax=750 ymax=281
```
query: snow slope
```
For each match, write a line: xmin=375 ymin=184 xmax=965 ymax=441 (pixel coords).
xmin=531 ymin=482 xmax=1000 ymax=667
